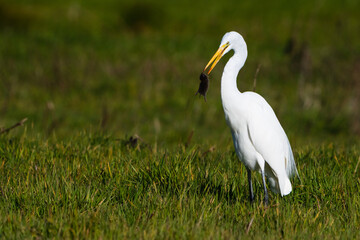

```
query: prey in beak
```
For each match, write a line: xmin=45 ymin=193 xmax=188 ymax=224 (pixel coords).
xmin=196 ymin=42 xmax=230 ymax=101
xmin=196 ymin=72 xmax=209 ymax=101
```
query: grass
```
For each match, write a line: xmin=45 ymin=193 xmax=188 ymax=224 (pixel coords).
xmin=0 ymin=0 xmax=359 ymax=238
xmin=0 ymin=134 xmax=359 ymax=239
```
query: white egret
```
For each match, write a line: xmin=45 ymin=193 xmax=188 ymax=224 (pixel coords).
xmin=202 ymin=31 xmax=299 ymax=205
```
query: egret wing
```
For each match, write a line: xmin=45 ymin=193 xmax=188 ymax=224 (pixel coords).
xmin=243 ymin=92 xmax=295 ymax=177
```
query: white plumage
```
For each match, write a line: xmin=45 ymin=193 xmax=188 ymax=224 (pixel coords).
xmin=203 ymin=31 xmax=299 ymax=204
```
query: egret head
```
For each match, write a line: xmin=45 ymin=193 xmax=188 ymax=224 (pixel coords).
xmin=204 ymin=31 xmax=247 ymax=74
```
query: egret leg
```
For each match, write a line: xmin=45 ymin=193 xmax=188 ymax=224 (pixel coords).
xmin=261 ymin=170 xmax=269 ymax=206
xmin=247 ymin=168 xmax=255 ymax=203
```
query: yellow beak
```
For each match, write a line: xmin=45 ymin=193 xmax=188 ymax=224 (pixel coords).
xmin=204 ymin=43 xmax=230 ymax=74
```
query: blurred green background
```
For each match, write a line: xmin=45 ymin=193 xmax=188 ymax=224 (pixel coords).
xmin=0 ymin=0 xmax=359 ymax=148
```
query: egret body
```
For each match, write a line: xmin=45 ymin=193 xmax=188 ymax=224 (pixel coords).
xmin=203 ymin=31 xmax=299 ymax=204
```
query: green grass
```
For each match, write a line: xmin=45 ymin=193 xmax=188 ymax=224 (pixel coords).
xmin=0 ymin=134 xmax=359 ymax=239
xmin=0 ymin=0 xmax=359 ymax=238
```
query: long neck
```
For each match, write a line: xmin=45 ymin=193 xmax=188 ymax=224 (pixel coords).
xmin=221 ymin=52 xmax=246 ymax=104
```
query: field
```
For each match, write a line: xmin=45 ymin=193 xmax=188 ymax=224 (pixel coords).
xmin=0 ymin=0 xmax=359 ymax=238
